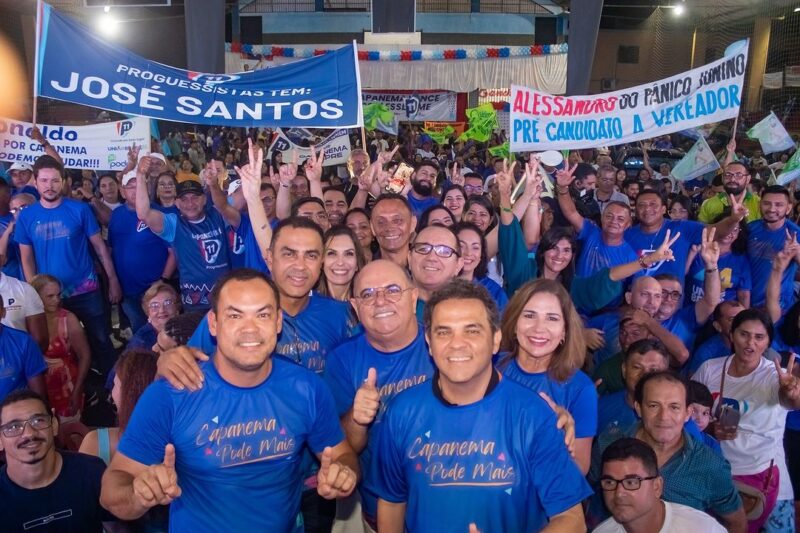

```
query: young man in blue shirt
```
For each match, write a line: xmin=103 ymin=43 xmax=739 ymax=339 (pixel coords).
xmin=134 ymin=155 xmax=230 ymax=312
xmin=108 ymin=170 xmax=175 ymax=333
xmin=15 ymin=155 xmax=122 ymax=376
xmin=100 ymin=269 xmax=359 ymax=532
xmin=374 ymin=280 xmax=590 ymax=532
xmin=406 ymin=160 xmax=441 ymax=218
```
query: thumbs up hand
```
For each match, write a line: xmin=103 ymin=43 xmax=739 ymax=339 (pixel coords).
xmin=468 ymin=524 xmax=482 ymax=533
xmin=132 ymin=444 xmax=182 ymax=508
xmin=316 ymin=446 xmax=357 ymax=500
xmin=352 ymin=368 xmax=380 ymax=426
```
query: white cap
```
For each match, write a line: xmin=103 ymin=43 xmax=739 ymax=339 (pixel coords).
xmin=139 ymin=152 xmax=166 ymax=163
xmin=9 ymin=163 xmax=33 ymax=172
xmin=121 ymin=170 xmax=137 ymax=187
xmin=539 ymin=150 xmax=563 ymax=167
xmin=227 ymin=179 xmax=242 ymax=196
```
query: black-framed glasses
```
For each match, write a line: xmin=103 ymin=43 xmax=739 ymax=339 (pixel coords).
xmin=355 ymin=284 xmax=412 ymax=305
xmin=661 ymin=290 xmax=682 ymax=301
xmin=600 ymin=475 xmax=658 ymax=491
xmin=0 ymin=414 xmax=53 ymax=437
xmin=411 ymin=242 xmax=460 ymax=258
xmin=723 ymin=172 xmax=748 ymax=179
xmin=464 ymin=185 xmax=483 ymax=193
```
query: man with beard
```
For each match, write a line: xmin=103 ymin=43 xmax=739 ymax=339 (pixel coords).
xmin=370 ymin=194 xmax=416 ymax=268
xmin=406 ymin=160 xmax=440 ymax=217
xmin=323 ymin=186 xmax=348 ymax=226
xmin=100 ymin=270 xmax=358 ymax=531
xmin=698 ymin=162 xmax=761 ymax=224
xmin=15 ymin=155 xmax=122 ymax=377
xmin=747 ymin=185 xmax=800 ymax=309
xmin=0 ymin=390 xmax=114 ymax=531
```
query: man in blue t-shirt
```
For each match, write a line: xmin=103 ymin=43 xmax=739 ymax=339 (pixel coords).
xmin=406 ymin=160 xmax=440 ymax=218
xmin=0 ymin=297 xmax=47 ymax=402
xmin=555 ymin=163 xmax=637 ymax=278
xmin=14 ymin=155 xmax=122 ymax=376
xmin=108 ymin=171 xmax=175 ymax=332
xmin=746 ymin=185 xmax=800 ymax=309
xmin=134 ymin=155 xmax=231 ymax=312
xmin=100 ymin=270 xmax=359 ymax=532
xmin=625 ymin=190 xmax=744 ymax=282
xmin=324 ymin=259 xmax=434 ymax=526
xmin=373 ymin=279 xmax=591 ymax=532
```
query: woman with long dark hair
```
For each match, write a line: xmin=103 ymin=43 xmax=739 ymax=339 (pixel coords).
xmin=454 ymin=221 xmax=508 ymax=313
xmin=535 ymin=227 xmax=577 ymax=291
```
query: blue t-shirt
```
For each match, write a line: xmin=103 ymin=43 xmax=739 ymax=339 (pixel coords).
xmin=236 ymin=215 xmax=270 ymax=273
xmin=324 ymin=327 xmax=434 ymax=518
xmin=476 ymin=276 xmax=509 ymax=315
xmin=228 ymin=224 xmax=246 ymax=269
xmin=0 ymin=326 xmax=47 ymax=402
xmin=11 ymin=185 xmax=39 ymax=200
xmin=127 ymin=323 xmax=158 ymax=351
xmin=373 ymin=377 xmax=592 ymax=532
xmin=747 ymin=219 xmax=800 ymax=309
xmin=14 ymin=199 xmax=100 ymax=297
xmin=118 ymin=358 xmax=344 ymax=533
xmin=660 ymin=305 xmax=700 ymax=352
xmin=687 ymin=335 xmax=729 ymax=376
xmin=0 ymin=213 xmax=22 ymax=280
xmin=586 ymin=311 xmax=621 ymax=365
xmin=501 ymin=359 xmax=597 ymax=439
xmin=686 ymin=251 xmax=751 ymax=305
xmin=625 ymin=219 xmax=704 ymax=281
xmin=189 ymin=294 xmax=352 ymax=375
xmin=157 ymin=210 xmax=231 ymax=311
xmin=406 ymin=194 xmax=440 ymax=218
xmin=576 ymin=220 xmax=638 ymax=278
xmin=108 ymin=205 xmax=170 ymax=296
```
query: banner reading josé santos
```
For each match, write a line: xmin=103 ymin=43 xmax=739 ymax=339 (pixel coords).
xmin=0 ymin=117 xmax=150 ymax=170
xmin=35 ymin=2 xmax=362 ymax=128
xmin=510 ymin=42 xmax=749 ymax=151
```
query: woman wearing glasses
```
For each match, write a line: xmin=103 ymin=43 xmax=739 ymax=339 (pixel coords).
xmin=127 ymin=281 xmax=181 ymax=351
xmin=30 ymin=274 xmax=91 ymax=422
xmin=154 ymin=172 xmax=179 ymax=215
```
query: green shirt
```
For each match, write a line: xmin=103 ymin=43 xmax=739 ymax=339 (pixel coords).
xmin=698 ymin=192 xmax=761 ymax=224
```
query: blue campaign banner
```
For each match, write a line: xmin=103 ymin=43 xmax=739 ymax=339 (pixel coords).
xmin=34 ymin=2 xmax=362 ymax=128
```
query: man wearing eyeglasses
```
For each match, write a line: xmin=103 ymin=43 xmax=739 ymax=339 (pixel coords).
xmin=590 ymin=372 xmax=746 ymax=532
xmin=324 ymin=259 xmax=434 ymax=530
xmin=293 ymin=197 xmax=331 ymax=232
xmin=108 ymin=170 xmax=176 ymax=333
xmin=408 ymin=225 xmax=464 ymax=321
xmin=698 ymin=162 xmax=761 ymax=224
xmin=595 ymin=437 xmax=726 ymax=532
xmin=0 ymin=390 xmax=115 ymax=531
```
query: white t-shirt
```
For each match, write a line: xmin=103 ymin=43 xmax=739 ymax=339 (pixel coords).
xmin=693 ymin=355 xmax=793 ymax=499
xmin=0 ymin=274 xmax=45 ymax=332
xmin=594 ymin=501 xmax=726 ymax=532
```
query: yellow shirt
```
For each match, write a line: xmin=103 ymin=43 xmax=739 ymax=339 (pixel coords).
xmin=698 ymin=192 xmax=761 ymax=224
xmin=176 ymin=170 xmax=200 ymax=183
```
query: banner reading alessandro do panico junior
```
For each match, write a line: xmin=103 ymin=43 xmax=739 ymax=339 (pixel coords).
xmin=510 ymin=42 xmax=749 ymax=152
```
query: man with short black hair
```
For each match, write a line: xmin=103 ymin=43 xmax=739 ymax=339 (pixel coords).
xmin=595 ymin=437 xmax=726 ymax=532
xmin=375 ymin=280 xmax=590 ymax=532
xmin=463 ymin=172 xmax=485 ymax=198
xmin=408 ymin=224 xmax=464 ymax=320
xmin=698 ymin=162 xmax=761 ymax=224
xmin=292 ymin=197 xmax=331 ymax=232
xmin=406 ymin=160 xmax=440 ymax=217
xmin=0 ymin=390 xmax=114 ymax=531
xmin=370 ymin=194 xmax=416 ymax=268
xmin=323 ymin=186 xmax=348 ymax=226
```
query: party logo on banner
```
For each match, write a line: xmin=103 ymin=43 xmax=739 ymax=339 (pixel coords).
xmin=361 ymin=91 xmax=457 ymax=122
xmin=267 ymin=129 xmax=351 ymax=167
xmin=510 ymin=41 xmax=749 ymax=151
xmin=35 ymin=2 xmax=361 ymax=128
xmin=0 ymin=116 xmax=150 ymax=170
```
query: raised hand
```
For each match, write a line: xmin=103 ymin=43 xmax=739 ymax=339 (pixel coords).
xmin=644 ymin=229 xmax=680 ymax=265
xmin=126 ymin=143 xmax=141 ymax=171
xmin=699 ymin=226 xmax=720 ymax=268
xmin=132 ymin=444 xmax=182 ymax=509
xmin=727 ymin=136 xmax=736 ymax=154
xmin=539 ymin=392 xmax=575 ymax=456
xmin=776 ymin=355 xmax=800 ymax=404
xmin=235 ymin=138 xmax=264 ymax=203
xmin=30 ymin=125 xmax=46 ymax=145
xmin=267 ymin=164 xmax=281 ymax=191
xmin=305 ymin=146 xmax=324 ymax=184
xmin=468 ymin=524 xmax=482 ymax=533
xmin=202 ymin=161 xmax=220 ymax=190
xmin=376 ymin=145 xmax=399 ymax=167
xmin=584 ymin=328 xmax=605 ymax=351
xmin=358 ymin=162 xmax=377 ymax=192
xmin=136 ymin=155 xmax=152 ymax=177
xmin=316 ymin=447 xmax=357 ymax=499
xmin=352 ymin=368 xmax=380 ymax=426
xmin=450 ymin=162 xmax=465 ymax=186
xmin=555 ymin=162 xmax=578 ymax=187
xmin=728 ymin=191 xmax=748 ymax=221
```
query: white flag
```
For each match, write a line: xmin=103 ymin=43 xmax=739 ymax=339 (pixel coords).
xmin=671 ymin=137 xmax=721 ymax=181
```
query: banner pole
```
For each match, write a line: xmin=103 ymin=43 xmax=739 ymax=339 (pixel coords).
xmin=361 ymin=127 xmax=368 ymax=152
xmin=32 ymin=0 xmax=42 ymax=125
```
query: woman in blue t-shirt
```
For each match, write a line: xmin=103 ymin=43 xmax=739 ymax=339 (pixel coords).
xmin=498 ymin=279 xmax=596 ymax=474
xmin=453 ymin=222 xmax=508 ymax=314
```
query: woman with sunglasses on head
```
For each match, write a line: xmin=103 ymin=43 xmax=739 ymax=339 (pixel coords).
xmin=454 ymin=221 xmax=508 ymax=314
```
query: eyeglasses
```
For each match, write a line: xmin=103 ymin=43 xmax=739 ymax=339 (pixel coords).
xmin=355 ymin=284 xmax=413 ymax=305
xmin=661 ymin=290 xmax=683 ymax=301
xmin=600 ymin=475 xmax=658 ymax=491
xmin=724 ymin=172 xmax=748 ymax=179
xmin=148 ymin=299 xmax=176 ymax=311
xmin=10 ymin=205 xmax=28 ymax=215
xmin=464 ymin=185 xmax=483 ymax=194
xmin=411 ymin=242 xmax=460 ymax=258
xmin=0 ymin=414 xmax=53 ymax=438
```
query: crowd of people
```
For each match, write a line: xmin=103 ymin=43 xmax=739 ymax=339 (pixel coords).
xmin=0 ymin=121 xmax=799 ymax=533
